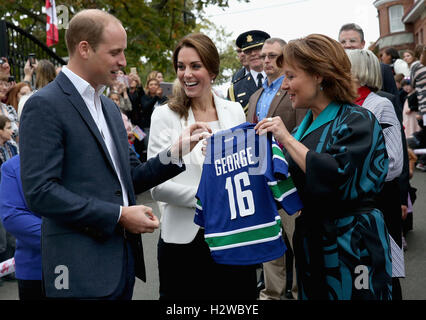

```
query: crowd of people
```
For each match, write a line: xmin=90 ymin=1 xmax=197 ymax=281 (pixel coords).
xmin=0 ymin=9 xmax=425 ymax=302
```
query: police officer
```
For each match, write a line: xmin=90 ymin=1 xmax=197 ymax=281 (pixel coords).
xmin=231 ymin=45 xmax=249 ymax=83
xmin=227 ymin=30 xmax=270 ymax=114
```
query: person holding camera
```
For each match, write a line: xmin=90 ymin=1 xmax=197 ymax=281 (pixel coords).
xmin=0 ymin=74 xmax=19 ymax=143
xmin=0 ymin=57 xmax=11 ymax=77
xmin=110 ymin=71 xmax=132 ymax=116
xmin=0 ymin=57 xmax=16 ymax=104
xmin=134 ymin=78 xmax=168 ymax=161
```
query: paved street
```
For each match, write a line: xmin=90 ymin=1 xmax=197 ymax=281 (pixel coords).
xmin=0 ymin=169 xmax=425 ymax=300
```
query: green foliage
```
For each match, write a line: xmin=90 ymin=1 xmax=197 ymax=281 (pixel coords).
xmin=196 ymin=19 xmax=241 ymax=85
xmin=0 ymin=0 xmax=248 ymax=83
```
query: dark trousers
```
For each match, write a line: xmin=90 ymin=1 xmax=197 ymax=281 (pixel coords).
xmin=392 ymin=278 xmax=402 ymax=300
xmin=105 ymin=241 xmax=135 ymax=300
xmin=158 ymin=229 xmax=257 ymax=301
xmin=18 ymin=279 xmax=44 ymax=300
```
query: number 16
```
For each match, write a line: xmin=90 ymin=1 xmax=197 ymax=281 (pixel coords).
xmin=225 ymin=172 xmax=255 ymax=220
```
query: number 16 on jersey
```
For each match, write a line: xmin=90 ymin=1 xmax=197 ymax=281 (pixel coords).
xmin=225 ymin=172 xmax=255 ymax=220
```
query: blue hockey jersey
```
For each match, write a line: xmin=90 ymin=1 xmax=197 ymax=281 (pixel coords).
xmin=194 ymin=122 xmax=303 ymax=265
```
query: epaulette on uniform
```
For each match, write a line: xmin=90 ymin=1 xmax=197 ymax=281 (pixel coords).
xmin=233 ymin=72 xmax=249 ymax=84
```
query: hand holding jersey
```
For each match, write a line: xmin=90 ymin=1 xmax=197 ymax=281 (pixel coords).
xmin=194 ymin=122 xmax=303 ymax=265
xmin=255 ymin=116 xmax=309 ymax=173
xmin=169 ymin=122 xmax=212 ymax=161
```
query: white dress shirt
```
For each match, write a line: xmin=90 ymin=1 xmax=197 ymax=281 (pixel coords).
xmin=61 ymin=66 xmax=129 ymax=210
xmin=250 ymin=70 xmax=266 ymax=86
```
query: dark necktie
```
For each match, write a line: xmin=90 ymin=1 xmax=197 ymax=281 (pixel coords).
xmin=257 ymin=73 xmax=264 ymax=88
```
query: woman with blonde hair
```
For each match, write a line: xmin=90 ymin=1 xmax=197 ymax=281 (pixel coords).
xmin=147 ymin=70 xmax=164 ymax=83
xmin=347 ymin=48 xmax=404 ymax=300
xmin=256 ymin=34 xmax=392 ymax=300
xmin=18 ymin=59 xmax=57 ymax=120
xmin=148 ymin=33 xmax=249 ymax=300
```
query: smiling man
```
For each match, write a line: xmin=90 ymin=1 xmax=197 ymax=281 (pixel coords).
xmin=19 ymin=9 xmax=210 ymax=300
xmin=228 ymin=30 xmax=270 ymax=114
xmin=247 ymin=37 xmax=306 ymax=127
xmin=338 ymin=23 xmax=399 ymax=97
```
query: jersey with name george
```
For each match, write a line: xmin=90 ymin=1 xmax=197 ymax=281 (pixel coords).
xmin=194 ymin=122 xmax=303 ymax=265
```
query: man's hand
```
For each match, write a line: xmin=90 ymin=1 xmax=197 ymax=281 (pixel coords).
xmin=170 ymin=122 xmax=212 ymax=159
xmin=119 ymin=205 xmax=159 ymax=234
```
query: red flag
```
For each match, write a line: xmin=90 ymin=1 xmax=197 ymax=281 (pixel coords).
xmin=46 ymin=0 xmax=58 ymax=47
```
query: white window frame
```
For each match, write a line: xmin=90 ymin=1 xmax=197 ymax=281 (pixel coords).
xmin=389 ymin=5 xmax=405 ymax=33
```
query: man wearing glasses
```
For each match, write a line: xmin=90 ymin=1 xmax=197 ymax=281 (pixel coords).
xmin=228 ymin=30 xmax=270 ymax=114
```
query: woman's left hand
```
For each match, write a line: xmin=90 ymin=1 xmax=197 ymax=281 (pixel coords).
xmin=254 ymin=116 xmax=289 ymax=145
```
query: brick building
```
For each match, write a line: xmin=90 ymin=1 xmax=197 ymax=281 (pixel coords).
xmin=373 ymin=0 xmax=425 ymax=54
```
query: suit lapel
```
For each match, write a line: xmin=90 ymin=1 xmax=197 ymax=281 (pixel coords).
xmin=56 ymin=73 xmax=116 ymax=174
xmin=214 ymin=93 xmax=234 ymax=130
xmin=101 ymin=96 xmax=128 ymax=174
xmin=247 ymin=89 xmax=263 ymax=122
xmin=267 ymin=89 xmax=287 ymax=117
xmin=101 ymin=97 xmax=136 ymax=203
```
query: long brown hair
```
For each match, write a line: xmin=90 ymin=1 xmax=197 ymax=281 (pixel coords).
xmin=35 ymin=60 xmax=56 ymax=89
xmin=6 ymin=82 xmax=32 ymax=111
xmin=168 ymin=33 xmax=219 ymax=119
xmin=277 ymin=34 xmax=358 ymax=104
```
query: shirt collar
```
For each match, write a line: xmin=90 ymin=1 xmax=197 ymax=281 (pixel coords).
xmin=250 ymin=69 xmax=266 ymax=82
xmin=263 ymin=75 xmax=284 ymax=90
xmin=62 ymin=65 xmax=106 ymax=98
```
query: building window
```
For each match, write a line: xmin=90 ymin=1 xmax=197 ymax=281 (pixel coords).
xmin=388 ymin=5 xmax=405 ymax=33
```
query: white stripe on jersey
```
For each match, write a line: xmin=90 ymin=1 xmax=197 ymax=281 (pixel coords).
xmin=209 ymin=231 xmax=283 ymax=251
xmin=204 ymin=215 xmax=281 ymax=238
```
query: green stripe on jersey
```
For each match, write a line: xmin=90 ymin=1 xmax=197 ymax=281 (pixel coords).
xmin=204 ymin=219 xmax=281 ymax=248
xmin=268 ymin=178 xmax=296 ymax=200
xmin=272 ymin=144 xmax=287 ymax=162
xmin=196 ymin=199 xmax=203 ymax=210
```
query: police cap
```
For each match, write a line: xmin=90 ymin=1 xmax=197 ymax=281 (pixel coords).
xmin=236 ymin=30 xmax=271 ymax=52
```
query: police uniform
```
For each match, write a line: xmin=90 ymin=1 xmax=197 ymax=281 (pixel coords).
xmin=227 ymin=30 xmax=270 ymax=115
xmin=228 ymin=72 xmax=259 ymax=114
xmin=231 ymin=67 xmax=248 ymax=83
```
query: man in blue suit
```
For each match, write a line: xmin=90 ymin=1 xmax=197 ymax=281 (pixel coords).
xmin=19 ymin=9 xmax=210 ymax=299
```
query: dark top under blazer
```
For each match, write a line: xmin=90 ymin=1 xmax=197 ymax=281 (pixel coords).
xmin=19 ymin=72 xmax=184 ymax=298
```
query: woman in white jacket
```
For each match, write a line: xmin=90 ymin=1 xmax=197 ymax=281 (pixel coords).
xmin=147 ymin=33 xmax=251 ymax=300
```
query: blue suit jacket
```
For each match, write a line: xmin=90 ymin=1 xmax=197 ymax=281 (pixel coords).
xmin=19 ymin=72 xmax=184 ymax=298
xmin=0 ymin=155 xmax=41 ymax=280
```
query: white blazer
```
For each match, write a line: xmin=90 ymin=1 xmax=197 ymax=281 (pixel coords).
xmin=147 ymin=92 xmax=246 ymax=244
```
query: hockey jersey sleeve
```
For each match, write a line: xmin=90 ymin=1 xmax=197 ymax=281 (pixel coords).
xmin=266 ymin=136 xmax=303 ymax=215
xmin=194 ymin=197 xmax=205 ymax=228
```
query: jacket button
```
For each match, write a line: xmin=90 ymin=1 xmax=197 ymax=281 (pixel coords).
xmin=115 ymin=190 xmax=122 ymax=196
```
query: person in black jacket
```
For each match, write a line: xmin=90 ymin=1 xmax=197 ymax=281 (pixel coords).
xmin=138 ymin=78 xmax=167 ymax=161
